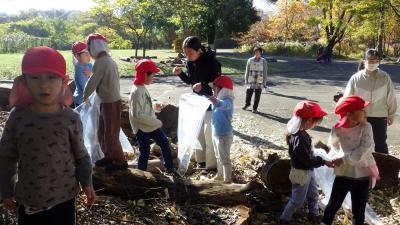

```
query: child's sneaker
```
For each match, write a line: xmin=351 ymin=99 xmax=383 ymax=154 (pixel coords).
xmin=212 ymin=174 xmax=224 ymax=182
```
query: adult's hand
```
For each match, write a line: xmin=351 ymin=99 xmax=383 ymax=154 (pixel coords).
xmin=172 ymin=67 xmax=182 ymax=75
xmin=192 ymin=83 xmax=202 ymax=93
xmin=387 ymin=116 xmax=394 ymax=126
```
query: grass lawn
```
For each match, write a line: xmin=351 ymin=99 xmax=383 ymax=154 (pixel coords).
xmin=0 ymin=48 xmax=303 ymax=80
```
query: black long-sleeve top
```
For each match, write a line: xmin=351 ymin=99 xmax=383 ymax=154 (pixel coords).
xmin=178 ymin=47 xmax=221 ymax=96
xmin=288 ymin=130 xmax=325 ymax=170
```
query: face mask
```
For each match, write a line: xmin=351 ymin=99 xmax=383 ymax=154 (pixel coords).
xmin=365 ymin=63 xmax=379 ymax=71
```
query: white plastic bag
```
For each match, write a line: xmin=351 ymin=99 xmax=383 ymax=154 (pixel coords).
xmin=75 ymin=93 xmax=133 ymax=164
xmin=177 ymin=93 xmax=211 ymax=175
xmin=313 ymin=148 xmax=382 ymax=225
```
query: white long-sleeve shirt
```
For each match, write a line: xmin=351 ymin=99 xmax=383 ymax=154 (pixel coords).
xmin=329 ymin=122 xmax=376 ymax=178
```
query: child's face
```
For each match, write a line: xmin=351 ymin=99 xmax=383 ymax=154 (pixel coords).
xmin=303 ymin=117 xmax=322 ymax=130
xmin=254 ymin=50 xmax=261 ymax=58
xmin=76 ymin=52 xmax=91 ymax=64
xmin=212 ymin=86 xmax=221 ymax=97
xmin=347 ymin=109 xmax=366 ymax=124
xmin=183 ymin=47 xmax=202 ymax=62
xmin=144 ymin=73 xmax=155 ymax=85
xmin=25 ymin=73 xmax=63 ymax=107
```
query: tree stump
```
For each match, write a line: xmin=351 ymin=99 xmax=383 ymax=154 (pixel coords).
xmin=373 ymin=152 xmax=400 ymax=187
xmin=260 ymin=154 xmax=291 ymax=194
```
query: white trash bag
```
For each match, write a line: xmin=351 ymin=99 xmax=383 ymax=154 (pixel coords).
xmin=313 ymin=148 xmax=382 ymax=225
xmin=75 ymin=93 xmax=134 ymax=164
xmin=177 ymin=93 xmax=211 ymax=175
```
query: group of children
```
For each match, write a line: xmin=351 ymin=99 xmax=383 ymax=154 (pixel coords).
xmin=0 ymin=34 xmax=236 ymax=224
xmin=0 ymin=31 xmax=394 ymax=225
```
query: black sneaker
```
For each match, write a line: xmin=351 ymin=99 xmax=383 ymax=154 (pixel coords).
xmin=252 ymin=109 xmax=258 ymax=113
xmin=105 ymin=161 xmax=128 ymax=173
xmin=242 ymin=105 xmax=250 ymax=110
xmin=95 ymin=158 xmax=112 ymax=167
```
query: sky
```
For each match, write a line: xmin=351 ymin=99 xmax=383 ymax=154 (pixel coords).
xmin=0 ymin=0 xmax=271 ymax=15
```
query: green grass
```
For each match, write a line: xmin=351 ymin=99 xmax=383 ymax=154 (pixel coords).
xmin=0 ymin=49 xmax=177 ymax=80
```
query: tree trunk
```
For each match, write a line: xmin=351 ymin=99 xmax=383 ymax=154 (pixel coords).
xmin=92 ymin=168 xmax=256 ymax=206
xmin=207 ymin=19 xmax=216 ymax=50
xmin=377 ymin=0 xmax=387 ymax=56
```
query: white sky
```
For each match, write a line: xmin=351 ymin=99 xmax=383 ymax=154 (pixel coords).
xmin=0 ymin=0 xmax=271 ymax=15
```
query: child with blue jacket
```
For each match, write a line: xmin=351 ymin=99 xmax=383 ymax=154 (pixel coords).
xmin=208 ymin=75 xmax=234 ymax=183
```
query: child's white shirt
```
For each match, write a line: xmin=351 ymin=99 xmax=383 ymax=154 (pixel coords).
xmin=329 ymin=122 xmax=376 ymax=178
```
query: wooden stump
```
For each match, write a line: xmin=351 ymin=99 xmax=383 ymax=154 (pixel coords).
xmin=373 ymin=152 xmax=400 ymax=187
xmin=260 ymin=155 xmax=291 ymax=194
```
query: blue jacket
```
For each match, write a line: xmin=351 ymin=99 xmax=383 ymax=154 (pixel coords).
xmin=73 ymin=63 xmax=92 ymax=105
xmin=211 ymin=98 xmax=233 ymax=136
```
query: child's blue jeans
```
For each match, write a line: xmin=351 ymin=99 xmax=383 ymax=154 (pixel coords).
xmin=136 ymin=128 xmax=174 ymax=171
xmin=280 ymin=170 xmax=319 ymax=222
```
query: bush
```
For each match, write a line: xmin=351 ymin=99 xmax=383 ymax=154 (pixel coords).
xmin=260 ymin=42 xmax=322 ymax=57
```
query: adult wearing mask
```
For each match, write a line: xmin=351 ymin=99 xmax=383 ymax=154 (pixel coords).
xmin=344 ymin=49 xmax=397 ymax=154
xmin=173 ymin=36 xmax=221 ymax=171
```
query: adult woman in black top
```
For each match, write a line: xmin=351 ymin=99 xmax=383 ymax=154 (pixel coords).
xmin=173 ymin=36 xmax=221 ymax=171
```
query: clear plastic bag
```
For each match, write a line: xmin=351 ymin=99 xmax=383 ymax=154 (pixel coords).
xmin=75 ymin=93 xmax=133 ymax=164
xmin=313 ymin=148 xmax=382 ymax=225
xmin=177 ymin=93 xmax=211 ymax=175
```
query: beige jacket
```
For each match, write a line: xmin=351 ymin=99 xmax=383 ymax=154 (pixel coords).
xmin=128 ymin=85 xmax=162 ymax=134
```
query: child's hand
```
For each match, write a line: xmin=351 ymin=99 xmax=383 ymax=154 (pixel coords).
xmin=333 ymin=157 xmax=344 ymax=167
xmin=83 ymin=187 xmax=97 ymax=208
xmin=172 ymin=67 xmax=182 ymax=75
xmin=83 ymin=69 xmax=92 ymax=77
xmin=2 ymin=197 xmax=16 ymax=210
xmin=154 ymin=102 xmax=166 ymax=111
xmin=208 ymin=96 xmax=217 ymax=104
xmin=325 ymin=160 xmax=335 ymax=168
xmin=192 ymin=83 xmax=202 ymax=93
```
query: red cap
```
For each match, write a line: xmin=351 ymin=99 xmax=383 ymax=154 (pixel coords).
xmin=86 ymin=33 xmax=107 ymax=46
xmin=72 ymin=41 xmax=88 ymax=55
xmin=334 ymin=95 xmax=369 ymax=128
xmin=22 ymin=46 xmax=67 ymax=80
xmin=213 ymin=75 xmax=233 ymax=90
xmin=293 ymin=100 xmax=327 ymax=119
xmin=133 ymin=59 xmax=160 ymax=85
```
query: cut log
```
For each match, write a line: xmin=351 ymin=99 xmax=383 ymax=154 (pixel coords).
xmin=155 ymin=104 xmax=179 ymax=143
xmin=92 ymin=167 xmax=256 ymax=206
xmin=260 ymin=152 xmax=400 ymax=194
xmin=260 ymin=156 xmax=291 ymax=194
xmin=0 ymin=87 xmax=11 ymax=110
xmin=373 ymin=152 xmax=400 ymax=187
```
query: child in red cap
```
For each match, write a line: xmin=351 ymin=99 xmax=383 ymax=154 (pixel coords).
xmin=71 ymin=41 xmax=93 ymax=106
xmin=83 ymin=33 xmax=127 ymax=172
xmin=322 ymin=95 xmax=379 ymax=225
xmin=0 ymin=46 xmax=95 ymax=225
xmin=208 ymin=75 xmax=235 ymax=183
xmin=129 ymin=59 xmax=175 ymax=174
xmin=279 ymin=100 xmax=332 ymax=225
